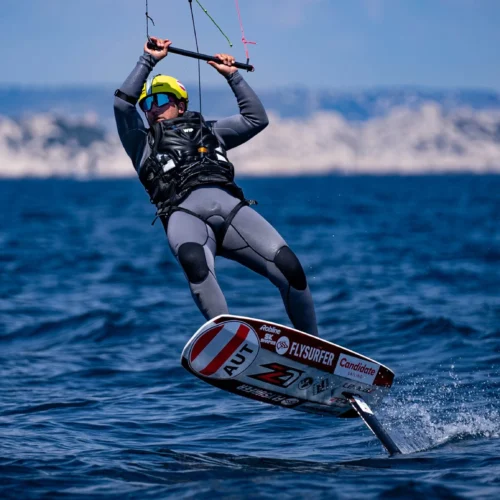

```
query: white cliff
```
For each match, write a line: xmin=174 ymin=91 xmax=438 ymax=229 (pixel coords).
xmin=1 ymin=103 xmax=499 ymax=178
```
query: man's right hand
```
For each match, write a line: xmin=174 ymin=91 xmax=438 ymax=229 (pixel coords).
xmin=144 ymin=37 xmax=171 ymax=61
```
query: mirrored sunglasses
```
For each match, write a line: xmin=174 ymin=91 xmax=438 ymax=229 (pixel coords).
xmin=141 ymin=93 xmax=177 ymax=112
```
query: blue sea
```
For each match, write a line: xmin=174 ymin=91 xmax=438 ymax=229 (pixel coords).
xmin=0 ymin=176 xmax=499 ymax=499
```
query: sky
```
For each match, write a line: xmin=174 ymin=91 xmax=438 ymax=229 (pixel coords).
xmin=1 ymin=0 xmax=500 ymax=91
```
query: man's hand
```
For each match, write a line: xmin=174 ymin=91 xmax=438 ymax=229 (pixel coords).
xmin=207 ymin=53 xmax=238 ymax=77
xmin=144 ymin=37 xmax=171 ymax=61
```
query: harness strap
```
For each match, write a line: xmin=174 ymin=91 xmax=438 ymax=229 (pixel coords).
xmin=152 ymin=199 xmax=257 ymax=254
xmin=152 ymin=205 xmax=203 ymax=227
xmin=215 ymin=200 xmax=249 ymax=254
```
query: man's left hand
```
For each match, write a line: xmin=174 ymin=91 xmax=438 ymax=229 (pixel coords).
xmin=207 ymin=53 xmax=238 ymax=76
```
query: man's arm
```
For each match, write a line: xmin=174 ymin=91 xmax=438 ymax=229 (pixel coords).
xmin=113 ymin=53 xmax=157 ymax=171
xmin=207 ymin=53 xmax=269 ymax=151
xmin=113 ymin=37 xmax=170 ymax=171
xmin=212 ymin=71 xmax=269 ymax=151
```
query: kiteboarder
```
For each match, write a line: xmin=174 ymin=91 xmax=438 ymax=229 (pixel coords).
xmin=113 ymin=36 xmax=318 ymax=336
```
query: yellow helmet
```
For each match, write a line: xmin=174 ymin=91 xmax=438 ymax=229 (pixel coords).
xmin=138 ymin=74 xmax=189 ymax=107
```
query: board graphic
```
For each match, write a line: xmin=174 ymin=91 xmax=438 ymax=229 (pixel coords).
xmin=182 ymin=315 xmax=395 ymax=418
xmin=188 ymin=320 xmax=260 ymax=379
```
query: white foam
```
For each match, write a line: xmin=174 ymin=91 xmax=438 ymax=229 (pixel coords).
xmin=378 ymin=372 xmax=500 ymax=454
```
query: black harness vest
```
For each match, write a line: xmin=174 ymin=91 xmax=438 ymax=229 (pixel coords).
xmin=139 ymin=111 xmax=245 ymax=208
xmin=138 ymin=112 xmax=254 ymax=251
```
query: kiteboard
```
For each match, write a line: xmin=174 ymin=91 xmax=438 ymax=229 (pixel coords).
xmin=181 ymin=314 xmax=401 ymax=456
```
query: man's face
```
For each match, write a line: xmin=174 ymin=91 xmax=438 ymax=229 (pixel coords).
xmin=142 ymin=93 xmax=186 ymax=124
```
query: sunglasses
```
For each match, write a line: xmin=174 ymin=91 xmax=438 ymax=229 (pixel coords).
xmin=141 ymin=93 xmax=178 ymax=112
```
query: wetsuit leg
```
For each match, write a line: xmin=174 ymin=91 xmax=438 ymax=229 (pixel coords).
xmin=164 ymin=210 xmax=229 ymax=320
xmin=220 ymin=206 xmax=319 ymax=337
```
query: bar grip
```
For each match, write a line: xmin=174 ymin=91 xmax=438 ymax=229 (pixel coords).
xmin=147 ymin=41 xmax=254 ymax=72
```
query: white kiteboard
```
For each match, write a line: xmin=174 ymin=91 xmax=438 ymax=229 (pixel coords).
xmin=181 ymin=314 xmax=395 ymax=419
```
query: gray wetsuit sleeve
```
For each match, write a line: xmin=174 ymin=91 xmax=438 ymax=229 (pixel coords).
xmin=113 ymin=53 xmax=159 ymax=171
xmin=212 ymin=71 xmax=269 ymax=151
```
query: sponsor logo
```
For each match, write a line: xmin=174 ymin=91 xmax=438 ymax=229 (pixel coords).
xmin=287 ymin=342 xmax=335 ymax=367
xmin=342 ymin=382 xmax=376 ymax=394
xmin=312 ymin=378 xmax=329 ymax=396
xmin=189 ymin=321 xmax=259 ymax=379
xmin=298 ymin=377 xmax=313 ymax=390
xmin=236 ymin=384 xmax=301 ymax=407
xmin=334 ymin=354 xmax=379 ymax=384
xmin=352 ymin=395 xmax=373 ymax=415
xmin=222 ymin=344 xmax=257 ymax=377
xmin=328 ymin=396 xmax=350 ymax=407
xmin=182 ymin=128 xmax=194 ymax=133
xmin=261 ymin=333 xmax=276 ymax=346
xmin=275 ymin=336 xmax=290 ymax=355
xmin=281 ymin=398 xmax=300 ymax=406
xmin=249 ymin=363 xmax=303 ymax=388
xmin=260 ymin=324 xmax=282 ymax=335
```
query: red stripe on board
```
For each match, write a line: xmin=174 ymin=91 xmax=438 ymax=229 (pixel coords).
xmin=190 ymin=324 xmax=225 ymax=362
xmin=200 ymin=324 xmax=250 ymax=376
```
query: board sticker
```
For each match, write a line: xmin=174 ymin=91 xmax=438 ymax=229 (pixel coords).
xmin=351 ymin=394 xmax=374 ymax=415
xmin=334 ymin=353 xmax=379 ymax=384
xmin=235 ymin=384 xmax=303 ymax=408
xmin=188 ymin=320 xmax=260 ymax=379
xmin=249 ymin=362 xmax=304 ymax=388
xmin=275 ymin=337 xmax=336 ymax=369
xmin=275 ymin=336 xmax=290 ymax=354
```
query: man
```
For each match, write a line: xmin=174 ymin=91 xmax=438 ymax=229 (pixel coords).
xmin=113 ymin=36 xmax=318 ymax=336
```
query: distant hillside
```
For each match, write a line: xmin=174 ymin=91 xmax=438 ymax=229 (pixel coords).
xmin=1 ymin=102 xmax=499 ymax=178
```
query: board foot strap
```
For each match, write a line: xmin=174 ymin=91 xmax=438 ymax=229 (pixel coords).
xmin=345 ymin=393 xmax=402 ymax=457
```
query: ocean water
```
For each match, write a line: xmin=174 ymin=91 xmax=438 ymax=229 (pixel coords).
xmin=0 ymin=175 xmax=498 ymax=499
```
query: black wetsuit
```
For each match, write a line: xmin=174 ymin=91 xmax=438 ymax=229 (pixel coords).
xmin=114 ymin=53 xmax=318 ymax=336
